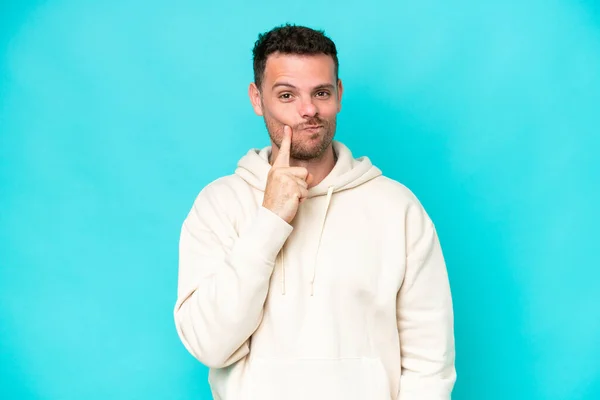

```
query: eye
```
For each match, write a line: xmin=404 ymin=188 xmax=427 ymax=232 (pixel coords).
xmin=279 ymin=93 xmax=293 ymax=100
xmin=316 ymin=91 xmax=331 ymax=98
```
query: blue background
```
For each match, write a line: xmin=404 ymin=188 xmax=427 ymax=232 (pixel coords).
xmin=1 ymin=0 xmax=599 ymax=399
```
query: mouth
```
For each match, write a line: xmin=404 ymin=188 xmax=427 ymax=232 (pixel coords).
xmin=302 ymin=125 xmax=323 ymax=132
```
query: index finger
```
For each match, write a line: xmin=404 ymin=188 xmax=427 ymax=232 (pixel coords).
xmin=273 ymin=125 xmax=292 ymax=167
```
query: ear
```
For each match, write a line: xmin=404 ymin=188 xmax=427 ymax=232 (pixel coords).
xmin=336 ymin=79 xmax=344 ymax=112
xmin=248 ymin=82 xmax=264 ymax=116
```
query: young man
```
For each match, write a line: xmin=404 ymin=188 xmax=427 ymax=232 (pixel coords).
xmin=174 ymin=24 xmax=456 ymax=400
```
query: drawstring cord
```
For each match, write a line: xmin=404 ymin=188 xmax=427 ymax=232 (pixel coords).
xmin=310 ymin=185 xmax=335 ymax=296
xmin=279 ymin=185 xmax=335 ymax=296
xmin=280 ymin=246 xmax=286 ymax=295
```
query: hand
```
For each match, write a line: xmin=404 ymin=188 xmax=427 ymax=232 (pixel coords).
xmin=262 ymin=126 xmax=313 ymax=224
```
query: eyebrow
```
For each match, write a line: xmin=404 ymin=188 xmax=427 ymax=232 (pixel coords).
xmin=272 ymin=82 xmax=336 ymax=91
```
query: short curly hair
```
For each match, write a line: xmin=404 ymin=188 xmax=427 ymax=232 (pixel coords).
xmin=252 ymin=23 xmax=339 ymax=90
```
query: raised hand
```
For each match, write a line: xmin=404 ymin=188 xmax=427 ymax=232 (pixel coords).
xmin=262 ymin=125 xmax=313 ymax=223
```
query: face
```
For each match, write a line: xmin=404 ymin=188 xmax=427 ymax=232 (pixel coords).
xmin=249 ymin=53 xmax=343 ymax=161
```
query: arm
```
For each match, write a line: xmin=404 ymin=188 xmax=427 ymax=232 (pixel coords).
xmin=174 ymin=185 xmax=292 ymax=369
xmin=396 ymin=204 xmax=456 ymax=400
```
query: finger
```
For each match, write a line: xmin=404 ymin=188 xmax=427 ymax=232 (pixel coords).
xmin=298 ymin=186 xmax=309 ymax=200
xmin=285 ymin=166 xmax=309 ymax=180
xmin=273 ymin=125 xmax=292 ymax=167
xmin=292 ymin=176 xmax=308 ymax=189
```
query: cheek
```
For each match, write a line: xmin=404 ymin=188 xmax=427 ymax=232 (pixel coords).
xmin=317 ymin=96 xmax=340 ymax=111
xmin=263 ymin=109 xmax=286 ymax=137
xmin=318 ymin=101 xmax=340 ymax=119
xmin=265 ymin=102 xmax=295 ymax=125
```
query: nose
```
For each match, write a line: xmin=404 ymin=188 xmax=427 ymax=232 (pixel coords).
xmin=297 ymin=97 xmax=318 ymax=118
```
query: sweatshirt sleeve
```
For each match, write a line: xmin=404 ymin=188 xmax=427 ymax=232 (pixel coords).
xmin=174 ymin=184 xmax=293 ymax=369
xmin=396 ymin=204 xmax=456 ymax=400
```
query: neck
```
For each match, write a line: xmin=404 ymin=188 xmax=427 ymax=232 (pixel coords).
xmin=270 ymin=144 xmax=337 ymax=188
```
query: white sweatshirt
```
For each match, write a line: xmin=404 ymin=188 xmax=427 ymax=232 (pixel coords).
xmin=174 ymin=141 xmax=456 ymax=400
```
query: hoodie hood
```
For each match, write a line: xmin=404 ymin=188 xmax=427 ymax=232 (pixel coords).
xmin=234 ymin=141 xmax=382 ymax=296
xmin=235 ymin=141 xmax=382 ymax=197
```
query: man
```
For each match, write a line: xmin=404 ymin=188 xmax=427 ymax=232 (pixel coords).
xmin=174 ymin=24 xmax=456 ymax=400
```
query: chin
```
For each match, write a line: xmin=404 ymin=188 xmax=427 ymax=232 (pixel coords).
xmin=292 ymin=142 xmax=331 ymax=161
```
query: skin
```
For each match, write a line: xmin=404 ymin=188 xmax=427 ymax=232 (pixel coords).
xmin=248 ymin=52 xmax=344 ymax=223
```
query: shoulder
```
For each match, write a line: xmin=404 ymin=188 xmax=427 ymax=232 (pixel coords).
xmin=366 ymin=175 xmax=435 ymax=227
xmin=179 ymin=174 xmax=257 ymax=238
xmin=193 ymin=174 xmax=250 ymax=203
xmin=183 ymin=174 xmax=253 ymax=224
xmin=368 ymin=175 xmax=423 ymax=206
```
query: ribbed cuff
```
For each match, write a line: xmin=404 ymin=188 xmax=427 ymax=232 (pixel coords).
xmin=233 ymin=206 xmax=293 ymax=265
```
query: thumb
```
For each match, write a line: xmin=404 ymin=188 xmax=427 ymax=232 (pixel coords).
xmin=306 ymin=172 xmax=314 ymax=186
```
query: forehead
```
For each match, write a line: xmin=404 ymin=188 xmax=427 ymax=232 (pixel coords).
xmin=263 ymin=52 xmax=336 ymax=88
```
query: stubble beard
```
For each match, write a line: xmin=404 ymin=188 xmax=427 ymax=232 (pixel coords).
xmin=264 ymin=114 xmax=336 ymax=161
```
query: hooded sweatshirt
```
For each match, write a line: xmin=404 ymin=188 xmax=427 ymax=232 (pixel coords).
xmin=174 ymin=141 xmax=456 ymax=400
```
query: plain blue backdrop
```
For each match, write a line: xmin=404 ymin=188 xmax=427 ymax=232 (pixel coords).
xmin=1 ymin=0 xmax=599 ymax=399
